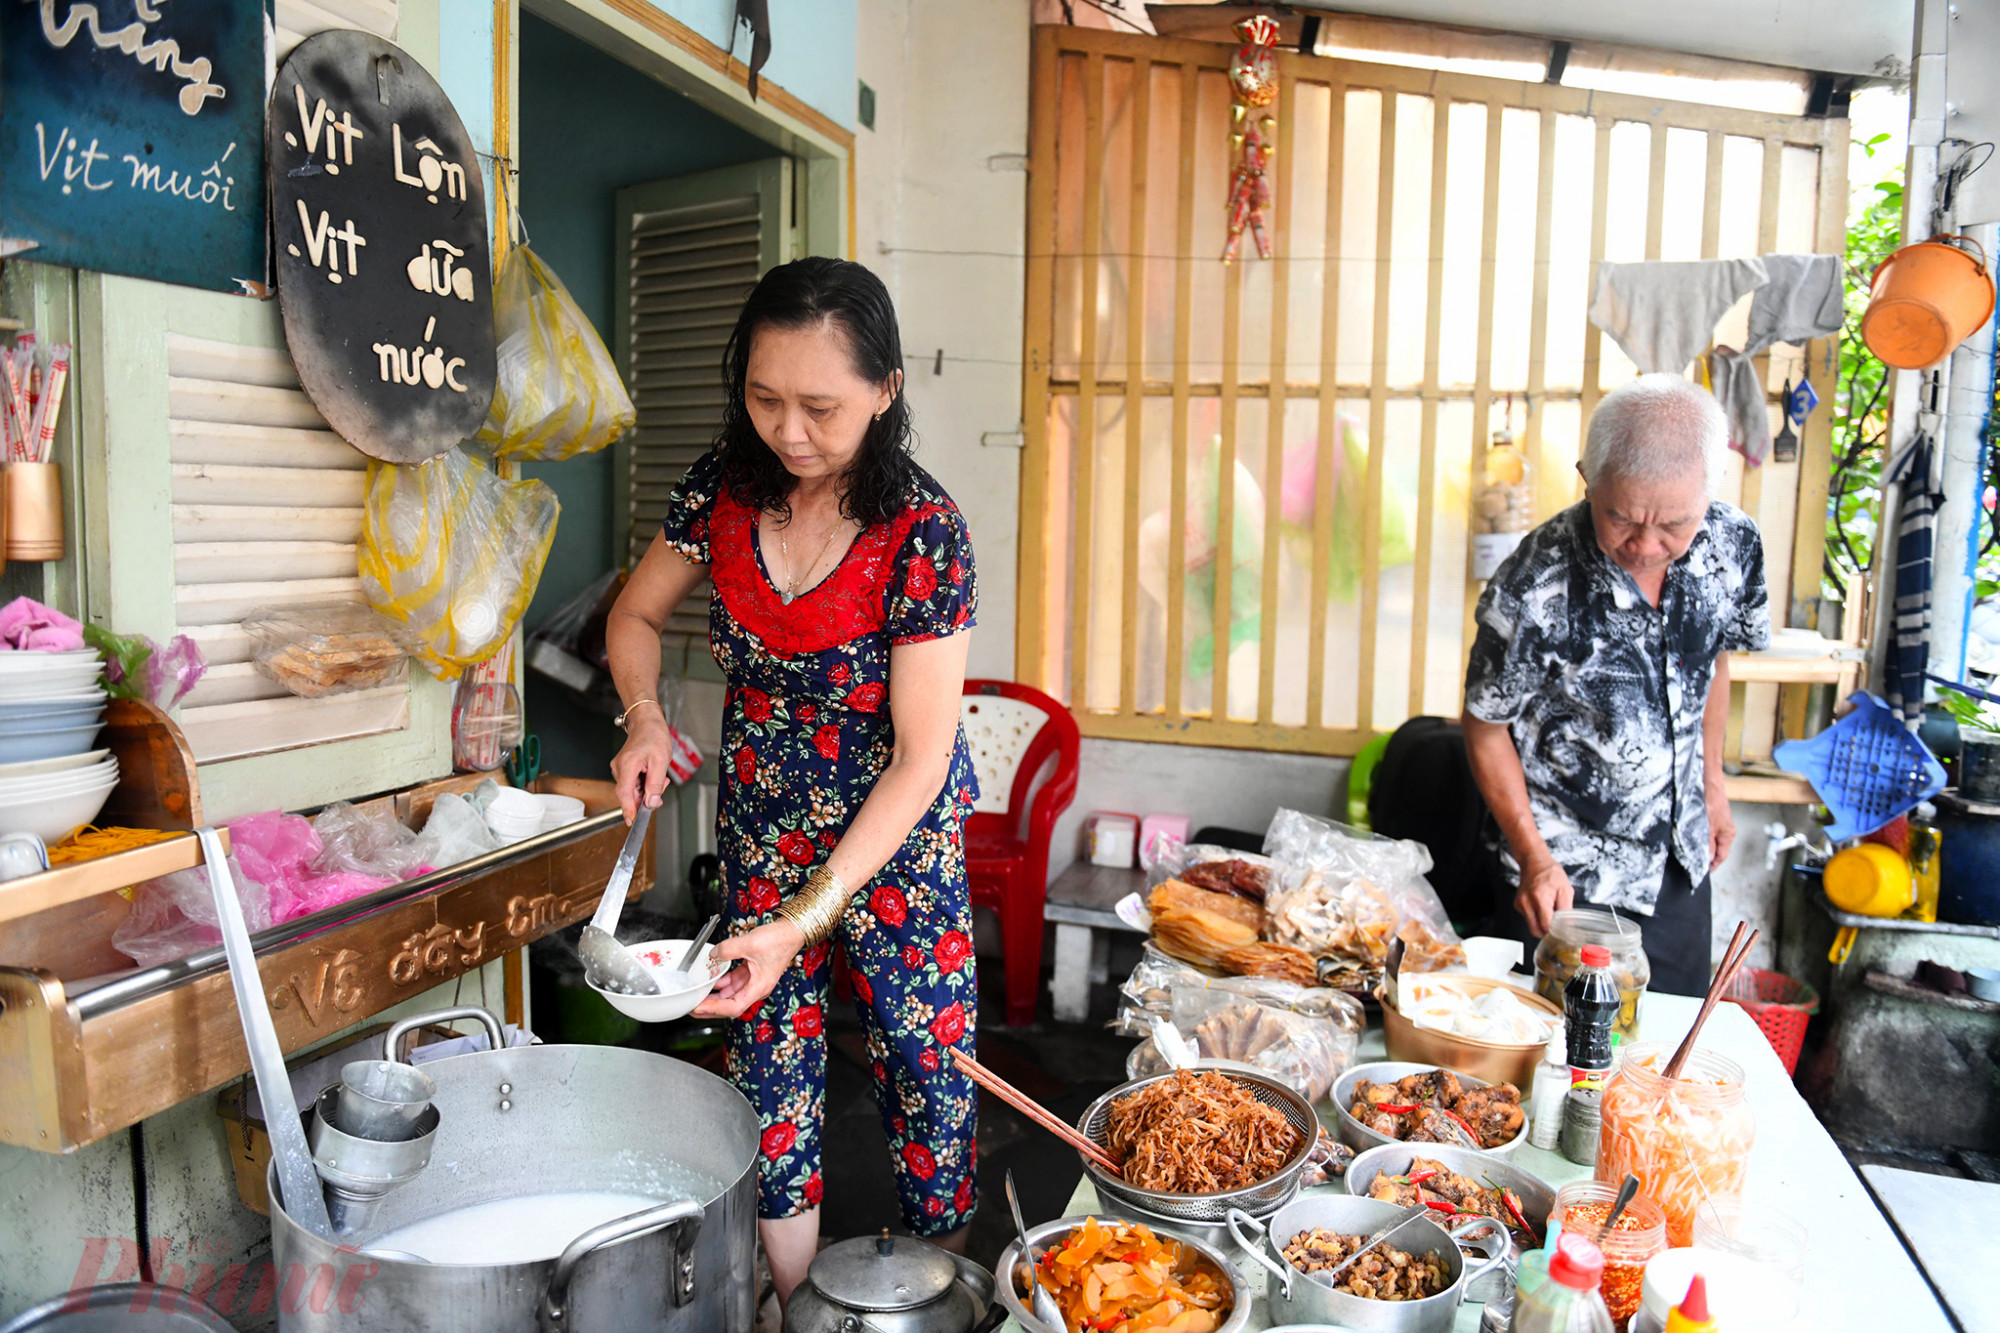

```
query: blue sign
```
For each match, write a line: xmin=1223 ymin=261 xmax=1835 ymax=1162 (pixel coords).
xmin=0 ymin=0 xmax=269 ymax=293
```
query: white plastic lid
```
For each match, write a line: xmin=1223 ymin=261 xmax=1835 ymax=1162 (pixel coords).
xmin=1640 ymin=1247 xmax=1799 ymax=1325
xmin=1545 ymin=1022 xmax=1567 ymax=1061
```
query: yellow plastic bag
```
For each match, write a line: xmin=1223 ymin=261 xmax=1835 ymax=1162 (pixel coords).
xmin=474 ymin=240 xmax=636 ymax=461
xmin=358 ymin=447 xmax=559 ymax=678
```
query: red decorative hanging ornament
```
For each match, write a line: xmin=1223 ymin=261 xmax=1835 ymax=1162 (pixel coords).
xmin=1223 ymin=16 xmax=1281 ymax=263
xmin=1227 ymin=14 xmax=1281 ymax=107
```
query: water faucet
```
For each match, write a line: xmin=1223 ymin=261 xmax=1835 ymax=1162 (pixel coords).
xmin=1762 ymin=821 xmax=1824 ymax=872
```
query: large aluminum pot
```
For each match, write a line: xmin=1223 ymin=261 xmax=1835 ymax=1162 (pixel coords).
xmin=1342 ymin=1142 xmax=1554 ymax=1303
xmin=1227 ymin=1194 xmax=1507 ymax=1333
xmin=268 ymin=1007 xmax=758 ymax=1333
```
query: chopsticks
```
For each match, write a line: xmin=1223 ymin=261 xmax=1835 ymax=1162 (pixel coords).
xmin=1661 ymin=919 xmax=1760 ymax=1082
xmin=949 ymin=1048 xmax=1124 ymax=1178
xmin=2 ymin=334 xmax=68 ymax=464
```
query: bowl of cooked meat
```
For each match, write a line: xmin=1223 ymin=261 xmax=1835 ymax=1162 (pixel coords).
xmin=995 ymin=1214 xmax=1252 ymax=1333
xmin=1330 ymin=1061 xmax=1529 ymax=1156
xmin=1342 ymin=1143 xmax=1555 ymax=1302
xmin=1076 ymin=1068 xmax=1320 ymax=1225
xmin=1227 ymin=1193 xmax=1510 ymax=1332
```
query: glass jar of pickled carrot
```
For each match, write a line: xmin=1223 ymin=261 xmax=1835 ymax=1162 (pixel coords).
xmin=1550 ymin=1180 xmax=1667 ymax=1331
xmin=1596 ymin=1044 xmax=1755 ymax=1247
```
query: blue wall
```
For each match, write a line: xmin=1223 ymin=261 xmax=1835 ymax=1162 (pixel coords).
xmin=643 ymin=0 xmax=856 ymax=131
xmin=518 ymin=11 xmax=773 ymax=782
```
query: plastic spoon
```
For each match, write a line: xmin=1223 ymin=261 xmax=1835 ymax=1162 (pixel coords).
xmin=578 ymin=805 xmax=660 ymax=996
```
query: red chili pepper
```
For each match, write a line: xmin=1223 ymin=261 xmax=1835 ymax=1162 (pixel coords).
xmin=1424 ymin=1198 xmax=1458 ymax=1215
xmin=1377 ymin=1103 xmax=1417 ymax=1115
xmin=1442 ymin=1108 xmax=1480 ymax=1140
xmin=1094 ymin=1315 xmax=1121 ymax=1331
xmin=1120 ymin=1251 xmax=1142 ymax=1263
xmin=1501 ymin=1189 xmax=1534 ymax=1232
xmin=1407 ymin=1168 xmax=1438 ymax=1184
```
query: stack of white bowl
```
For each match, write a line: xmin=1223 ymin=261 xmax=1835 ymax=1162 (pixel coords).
xmin=535 ymin=793 xmax=586 ymax=832
xmin=482 ymin=786 xmax=547 ymax=845
xmin=0 ymin=650 xmax=118 ymax=844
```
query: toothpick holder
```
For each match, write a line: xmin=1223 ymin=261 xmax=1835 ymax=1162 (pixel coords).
xmin=3 ymin=462 xmax=65 ymax=562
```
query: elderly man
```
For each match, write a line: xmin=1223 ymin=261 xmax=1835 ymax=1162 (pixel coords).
xmin=1461 ymin=374 xmax=1770 ymax=995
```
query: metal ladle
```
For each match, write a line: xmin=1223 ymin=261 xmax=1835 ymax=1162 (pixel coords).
xmin=578 ymin=804 xmax=660 ymax=996
xmin=1005 ymin=1169 xmax=1065 ymax=1333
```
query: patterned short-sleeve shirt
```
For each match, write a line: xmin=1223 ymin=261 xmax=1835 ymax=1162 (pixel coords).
xmin=1463 ymin=500 xmax=1770 ymax=914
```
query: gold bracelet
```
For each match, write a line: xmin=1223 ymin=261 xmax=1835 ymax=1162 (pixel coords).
xmin=775 ymin=865 xmax=852 ymax=947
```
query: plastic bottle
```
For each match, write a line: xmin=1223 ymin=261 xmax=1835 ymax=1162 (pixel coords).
xmin=1908 ymin=805 xmax=1941 ymax=923
xmin=1564 ymin=944 xmax=1620 ymax=1091
xmin=1512 ymin=1234 xmax=1616 ymax=1333
xmin=1529 ymin=1022 xmax=1569 ymax=1150
xmin=1662 ymin=1273 xmax=1717 ymax=1333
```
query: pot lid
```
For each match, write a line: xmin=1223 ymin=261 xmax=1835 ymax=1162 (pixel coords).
xmin=807 ymin=1230 xmax=959 ymax=1313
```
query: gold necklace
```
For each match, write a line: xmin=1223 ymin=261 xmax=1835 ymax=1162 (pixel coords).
xmin=778 ymin=514 xmax=844 ymax=604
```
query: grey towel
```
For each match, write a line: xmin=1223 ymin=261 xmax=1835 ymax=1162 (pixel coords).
xmin=1744 ymin=252 xmax=1845 ymax=356
xmin=1710 ymin=346 xmax=1773 ymax=467
xmin=1590 ymin=258 xmax=1770 ymax=373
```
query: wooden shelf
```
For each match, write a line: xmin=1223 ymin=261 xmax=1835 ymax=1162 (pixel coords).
xmin=0 ymin=830 xmax=228 ymax=929
xmin=1723 ymin=772 xmax=1819 ymax=804
xmin=1728 ymin=650 xmax=1863 ymax=685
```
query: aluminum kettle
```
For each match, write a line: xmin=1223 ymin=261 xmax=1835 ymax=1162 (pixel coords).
xmin=782 ymin=1232 xmax=1001 ymax=1333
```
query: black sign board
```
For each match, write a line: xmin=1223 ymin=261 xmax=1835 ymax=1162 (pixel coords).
xmin=269 ymin=32 xmax=495 ymax=464
xmin=0 ymin=0 xmax=267 ymax=292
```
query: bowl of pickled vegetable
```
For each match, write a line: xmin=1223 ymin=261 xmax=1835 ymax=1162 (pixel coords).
xmin=994 ymin=1214 xmax=1249 ymax=1333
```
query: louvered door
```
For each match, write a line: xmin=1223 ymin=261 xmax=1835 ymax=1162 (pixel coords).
xmin=613 ymin=159 xmax=793 ymax=638
xmin=167 ymin=334 xmax=411 ymax=762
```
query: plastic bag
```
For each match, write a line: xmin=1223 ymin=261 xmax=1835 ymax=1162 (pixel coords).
xmin=82 ymin=623 xmax=207 ymax=706
xmin=244 ymin=602 xmax=410 ymax=699
xmin=358 ymin=446 xmax=559 ymax=678
xmin=526 ymin=569 xmax=624 ymax=697
xmin=415 ymin=791 xmax=503 ymax=867
xmin=231 ymin=811 xmax=399 ymax=923
xmin=312 ymin=802 xmax=435 ymax=880
xmin=1145 ymin=841 xmax=1277 ymax=897
xmin=1116 ymin=951 xmax=1361 ymax=1103
xmin=112 ymin=854 xmax=270 ymax=968
xmin=474 ymin=243 xmax=634 ymax=462
xmin=1263 ymin=808 xmax=1466 ymax=973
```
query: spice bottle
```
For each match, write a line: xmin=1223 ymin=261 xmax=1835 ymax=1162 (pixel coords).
xmin=1564 ymin=944 xmax=1619 ymax=1090
xmin=1662 ymin=1274 xmax=1716 ymax=1333
xmin=1512 ymin=1234 xmax=1615 ymax=1333
xmin=1530 ymin=1023 xmax=1569 ymax=1150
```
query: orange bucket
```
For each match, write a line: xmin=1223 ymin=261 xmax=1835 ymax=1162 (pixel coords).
xmin=1862 ymin=234 xmax=1997 ymax=369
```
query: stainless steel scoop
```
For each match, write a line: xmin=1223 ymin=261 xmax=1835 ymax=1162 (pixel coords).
xmin=578 ymin=804 xmax=660 ymax=996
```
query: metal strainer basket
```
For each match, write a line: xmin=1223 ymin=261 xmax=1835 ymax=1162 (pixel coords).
xmin=1076 ymin=1069 xmax=1319 ymax=1225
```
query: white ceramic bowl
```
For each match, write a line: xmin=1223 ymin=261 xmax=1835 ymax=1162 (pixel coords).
xmin=0 ymin=669 xmax=106 ymax=700
xmin=0 ymin=749 xmax=110 ymax=782
xmin=589 ymin=940 xmax=726 ymax=1022
xmin=0 ymin=775 xmax=119 ymax=843
xmin=536 ymin=793 xmax=586 ymax=831
xmin=0 ymin=723 xmax=104 ymax=766
xmin=0 ymin=761 xmax=120 ymax=801
xmin=0 ymin=688 xmax=107 ymax=711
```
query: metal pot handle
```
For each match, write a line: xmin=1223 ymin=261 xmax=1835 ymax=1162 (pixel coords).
xmin=1225 ymin=1207 xmax=1292 ymax=1301
xmin=382 ymin=1005 xmax=508 ymax=1063
xmin=1447 ymin=1215 xmax=1513 ymax=1293
xmin=538 ymin=1198 xmax=704 ymax=1332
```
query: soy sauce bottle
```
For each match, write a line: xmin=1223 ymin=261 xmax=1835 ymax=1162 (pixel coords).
xmin=1564 ymin=944 xmax=1619 ymax=1090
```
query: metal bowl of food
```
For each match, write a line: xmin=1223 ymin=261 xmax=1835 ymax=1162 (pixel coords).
xmin=1343 ymin=1141 xmax=1555 ymax=1302
xmin=1330 ymin=1061 xmax=1530 ymax=1156
xmin=1076 ymin=1068 xmax=1320 ymax=1225
xmin=994 ymin=1214 xmax=1253 ymax=1333
xmin=1229 ymin=1193 xmax=1509 ymax=1333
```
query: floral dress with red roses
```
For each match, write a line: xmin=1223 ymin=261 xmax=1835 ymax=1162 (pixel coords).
xmin=658 ymin=447 xmax=981 ymax=1236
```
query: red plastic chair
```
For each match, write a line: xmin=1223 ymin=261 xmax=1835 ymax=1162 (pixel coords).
xmin=962 ymin=680 xmax=1080 ymax=1027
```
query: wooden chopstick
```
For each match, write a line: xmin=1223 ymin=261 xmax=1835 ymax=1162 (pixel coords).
xmin=1661 ymin=920 xmax=1760 ymax=1081
xmin=949 ymin=1048 xmax=1124 ymax=1177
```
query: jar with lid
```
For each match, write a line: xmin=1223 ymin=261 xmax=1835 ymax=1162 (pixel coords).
xmin=1596 ymin=1045 xmax=1756 ymax=1247
xmin=1551 ymin=1180 xmax=1667 ymax=1330
xmin=1628 ymin=1246 xmax=1801 ymax=1333
xmin=1534 ymin=909 xmax=1649 ymax=1039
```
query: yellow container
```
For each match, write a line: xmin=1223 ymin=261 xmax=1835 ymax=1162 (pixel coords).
xmin=1823 ymin=842 xmax=1916 ymax=918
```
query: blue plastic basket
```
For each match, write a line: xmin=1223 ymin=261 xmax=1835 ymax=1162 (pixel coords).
xmin=1772 ymin=692 xmax=1946 ymax=841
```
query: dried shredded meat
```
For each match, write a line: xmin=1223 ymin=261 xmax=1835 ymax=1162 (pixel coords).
xmin=1105 ymin=1070 xmax=1304 ymax=1194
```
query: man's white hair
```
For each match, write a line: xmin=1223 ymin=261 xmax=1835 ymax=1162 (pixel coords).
xmin=1580 ymin=373 xmax=1727 ymax=496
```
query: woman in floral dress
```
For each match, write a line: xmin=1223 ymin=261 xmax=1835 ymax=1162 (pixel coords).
xmin=605 ymin=257 xmax=980 ymax=1309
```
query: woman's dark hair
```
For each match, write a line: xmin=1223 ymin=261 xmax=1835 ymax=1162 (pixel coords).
xmin=714 ymin=256 xmax=916 ymax=526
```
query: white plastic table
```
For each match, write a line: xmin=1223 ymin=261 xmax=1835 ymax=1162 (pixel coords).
xmin=1008 ymin=992 xmax=1950 ymax=1331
